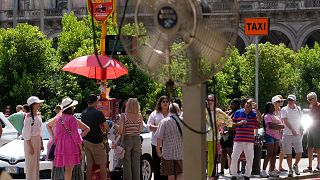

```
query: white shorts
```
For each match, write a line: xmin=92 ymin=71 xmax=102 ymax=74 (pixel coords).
xmin=282 ymin=135 xmax=303 ymax=154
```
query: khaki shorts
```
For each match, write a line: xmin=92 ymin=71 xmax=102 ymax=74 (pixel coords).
xmin=160 ymin=158 xmax=182 ymax=176
xmin=282 ymin=135 xmax=303 ymax=154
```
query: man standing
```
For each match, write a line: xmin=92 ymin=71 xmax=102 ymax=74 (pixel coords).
xmin=281 ymin=94 xmax=303 ymax=177
xmin=303 ymin=92 xmax=320 ymax=173
xmin=155 ymin=103 xmax=183 ymax=180
xmin=230 ymin=100 xmax=258 ymax=180
xmin=81 ymin=95 xmax=108 ymax=180
xmin=8 ymin=105 xmax=24 ymax=135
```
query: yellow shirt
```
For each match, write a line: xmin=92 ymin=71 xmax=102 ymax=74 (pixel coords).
xmin=206 ymin=108 xmax=232 ymax=141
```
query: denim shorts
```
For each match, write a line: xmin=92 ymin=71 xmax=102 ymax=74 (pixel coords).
xmin=264 ymin=133 xmax=280 ymax=144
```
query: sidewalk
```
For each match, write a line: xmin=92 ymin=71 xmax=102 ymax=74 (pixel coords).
xmin=217 ymin=158 xmax=320 ymax=179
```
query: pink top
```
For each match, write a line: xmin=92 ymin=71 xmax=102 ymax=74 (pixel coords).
xmin=264 ymin=113 xmax=282 ymax=139
xmin=54 ymin=114 xmax=82 ymax=167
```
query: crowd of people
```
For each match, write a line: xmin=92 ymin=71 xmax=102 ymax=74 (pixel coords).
xmin=203 ymin=92 xmax=320 ymax=180
xmin=1 ymin=91 xmax=320 ymax=180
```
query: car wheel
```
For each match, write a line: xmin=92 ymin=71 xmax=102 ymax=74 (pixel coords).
xmin=141 ymin=154 xmax=152 ymax=180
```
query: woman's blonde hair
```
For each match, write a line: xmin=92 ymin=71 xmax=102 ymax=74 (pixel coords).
xmin=125 ymin=98 xmax=140 ymax=114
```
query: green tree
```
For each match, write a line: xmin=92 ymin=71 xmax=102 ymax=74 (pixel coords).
xmin=296 ymin=43 xmax=320 ymax=108
xmin=0 ymin=24 xmax=55 ymax=112
xmin=240 ymin=42 xmax=299 ymax=110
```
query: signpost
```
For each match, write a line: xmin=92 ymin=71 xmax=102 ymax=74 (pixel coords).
xmin=244 ymin=17 xmax=270 ymax=175
xmin=244 ymin=17 xmax=270 ymax=107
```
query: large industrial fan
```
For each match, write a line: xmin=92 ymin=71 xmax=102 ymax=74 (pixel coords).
xmin=116 ymin=0 xmax=239 ymax=179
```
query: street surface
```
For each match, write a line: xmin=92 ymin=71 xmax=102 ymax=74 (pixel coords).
xmin=9 ymin=157 xmax=320 ymax=179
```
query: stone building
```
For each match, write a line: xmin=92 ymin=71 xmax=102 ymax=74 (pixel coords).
xmin=0 ymin=0 xmax=319 ymax=52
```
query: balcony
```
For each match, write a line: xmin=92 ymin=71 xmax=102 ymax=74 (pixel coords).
xmin=0 ymin=7 xmax=87 ymax=21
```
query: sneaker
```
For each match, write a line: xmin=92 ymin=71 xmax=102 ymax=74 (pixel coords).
xmin=303 ymin=167 xmax=312 ymax=173
xmin=288 ymin=170 xmax=293 ymax=177
xmin=231 ymin=176 xmax=237 ymax=180
xmin=260 ymin=170 xmax=269 ymax=178
xmin=244 ymin=176 xmax=250 ymax=180
xmin=293 ymin=164 xmax=300 ymax=175
xmin=313 ymin=167 xmax=319 ymax=173
xmin=269 ymin=171 xmax=279 ymax=178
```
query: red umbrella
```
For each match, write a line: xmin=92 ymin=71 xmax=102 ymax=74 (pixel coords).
xmin=62 ymin=55 xmax=128 ymax=80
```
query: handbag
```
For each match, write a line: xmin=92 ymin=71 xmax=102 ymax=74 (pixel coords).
xmin=47 ymin=144 xmax=56 ymax=161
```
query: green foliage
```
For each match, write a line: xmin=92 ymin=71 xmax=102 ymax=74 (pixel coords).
xmin=296 ymin=42 xmax=320 ymax=107
xmin=0 ymin=24 xmax=53 ymax=111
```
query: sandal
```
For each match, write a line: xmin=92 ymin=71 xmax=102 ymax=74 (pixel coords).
xmin=303 ymin=167 xmax=312 ymax=173
xmin=279 ymin=168 xmax=288 ymax=172
xmin=313 ymin=167 xmax=319 ymax=173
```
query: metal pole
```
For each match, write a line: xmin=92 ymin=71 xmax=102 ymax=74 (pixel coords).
xmin=13 ymin=0 xmax=18 ymax=28
xmin=182 ymin=84 xmax=206 ymax=180
xmin=40 ymin=0 xmax=44 ymax=32
xmin=255 ymin=36 xmax=259 ymax=106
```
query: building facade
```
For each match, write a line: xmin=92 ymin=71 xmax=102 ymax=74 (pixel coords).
xmin=0 ymin=0 xmax=320 ymax=52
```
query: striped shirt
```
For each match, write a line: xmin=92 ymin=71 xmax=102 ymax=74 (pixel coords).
xmin=232 ymin=109 xmax=258 ymax=143
xmin=124 ymin=114 xmax=141 ymax=136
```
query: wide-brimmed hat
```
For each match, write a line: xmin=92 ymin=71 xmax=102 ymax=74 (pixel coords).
xmin=271 ymin=96 xmax=281 ymax=104
xmin=27 ymin=96 xmax=44 ymax=106
xmin=61 ymin=97 xmax=78 ymax=112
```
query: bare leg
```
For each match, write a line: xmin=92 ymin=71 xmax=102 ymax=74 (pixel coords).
xmin=168 ymin=175 xmax=175 ymax=180
xmin=308 ymin=147 xmax=314 ymax=168
xmin=64 ymin=165 xmax=74 ymax=180
xmin=262 ymin=143 xmax=274 ymax=170
xmin=270 ymin=142 xmax=279 ymax=171
xmin=287 ymin=154 xmax=292 ymax=170
xmin=220 ymin=148 xmax=227 ymax=173
xmin=294 ymin=153 xmax=302 ymax=166
xmin=176 ymin=173 xmax=183 ymax=180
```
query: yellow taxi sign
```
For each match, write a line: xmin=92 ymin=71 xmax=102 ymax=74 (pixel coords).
xmin=244 ymin=17 xmax=270 ymax=36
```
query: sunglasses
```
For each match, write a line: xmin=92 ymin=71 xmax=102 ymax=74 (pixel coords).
xmin=161 ymin=100 xmax=169 ymax=103
xmin=207 ymin=99 xmax=214 ymax=102
xmin=275 ymin=101 xmax=281 ymax=103
xmin=308 ymin=98 xmax=314 ymax=101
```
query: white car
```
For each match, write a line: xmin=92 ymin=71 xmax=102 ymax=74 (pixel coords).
xmin=108 ymin=122 xmax=153 ymax=180
xmin=0 ymin=123 xmax=52 ymax=178
xmin=0 ymin=112 xmax=19 ymax=146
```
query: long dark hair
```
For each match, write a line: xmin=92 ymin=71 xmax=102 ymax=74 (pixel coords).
xmin=155 ymin=95 xmax=169 ymax=112
xmin=30 ymin=104 xmax=35 ymax=126
xmin=263 ymin=102 xmax=274 ymax=130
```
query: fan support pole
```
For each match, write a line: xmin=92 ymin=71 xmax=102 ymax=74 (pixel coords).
xmin=182 ymin=84 xmax=207 ymax=180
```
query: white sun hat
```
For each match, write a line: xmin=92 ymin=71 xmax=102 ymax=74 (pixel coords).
xmin=27 ymin=96 xmax=44 ymax=106
xmin=61 ymin=97 xmax=78 ymax=112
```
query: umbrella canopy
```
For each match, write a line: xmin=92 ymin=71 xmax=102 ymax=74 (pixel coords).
xmin=62 ymin=55 xmax=128 ymax=80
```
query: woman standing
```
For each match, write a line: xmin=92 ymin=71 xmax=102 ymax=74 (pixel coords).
xmin=22 ymin=96 xmax=44 ymax=180
xmin=206 ymin=94 xmax=232 ymax=177
xmin=49 ymin=97 xmax=89 ymax=180
xmin=147 ymin=95 xmax=170 ymax=180
xmin=260 ymin=102 xmax=285 ymax=178
xmin=119 ymin=98 xmax=143 ymax=180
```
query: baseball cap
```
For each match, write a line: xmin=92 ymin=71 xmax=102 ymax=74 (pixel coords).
xmin=287 ymin=94 xmax=296 ymax=101
xmin=271 ymin=96 xmax=281 ymax=103
xmin=87 ymin=94 xmax=99 ymax=103
xmin=27 ymin=96 xmax=44 ymax=106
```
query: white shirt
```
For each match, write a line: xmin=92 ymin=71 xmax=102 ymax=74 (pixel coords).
xmin=22 ymin=115 xmax=43 ymax=140
xmin=147 ymin=110 xmax=169 ymax=146
xmin=281 ymin=105 xmax=302 ymax=135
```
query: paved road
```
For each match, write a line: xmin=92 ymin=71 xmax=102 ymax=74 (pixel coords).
xmin=218 ymin=157 xmax=320 ymax=179
xmin=11 ymin=158 xmax=320 ymax=179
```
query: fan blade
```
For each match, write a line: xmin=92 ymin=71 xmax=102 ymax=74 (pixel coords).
xmin=189 ymin=20 xmax=232 ymax=63
xmin=137 ymin=29 xmax=170 ymax=71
